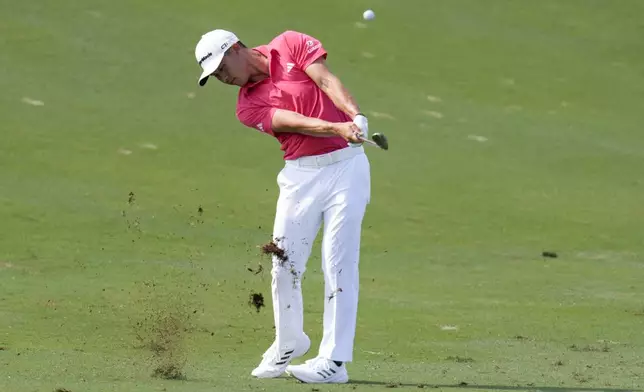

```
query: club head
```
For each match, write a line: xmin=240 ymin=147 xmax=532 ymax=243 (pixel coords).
xmin=371 ymin=133 xmax=388 ymax=150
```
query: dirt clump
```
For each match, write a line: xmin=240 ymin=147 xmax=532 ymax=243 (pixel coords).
xmin=261 ymin=239 xmax=288 ymax=264
xmin=249 ymin=292 xmax=265 ymax=313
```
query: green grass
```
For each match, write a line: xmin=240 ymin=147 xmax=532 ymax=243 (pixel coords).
xmin=1 ymin=0 xmax=644 ymax=391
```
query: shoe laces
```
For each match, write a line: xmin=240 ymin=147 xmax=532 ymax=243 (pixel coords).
xmin=262 ymin=341 xmax=278 ymax=359
xmin=306 ymin=357 xmax=333 ymax=370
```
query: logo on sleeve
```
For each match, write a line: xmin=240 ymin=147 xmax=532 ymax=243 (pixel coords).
xmin=256 ymin=123 xmax=264 ymax=132
xmin=306 ymin=40 xmax=321 ymax=54
xmin=286 ymin=62 xmax=295 ymax=73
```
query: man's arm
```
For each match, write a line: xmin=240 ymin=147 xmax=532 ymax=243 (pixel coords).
xmin=304 ymin=58 xmax=362 ymax=120
xmin=271 ymin=109 xmax=362 ymax=142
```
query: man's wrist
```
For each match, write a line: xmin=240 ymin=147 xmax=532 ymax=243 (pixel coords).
xmin=326 ymin=121 xmax=341 ymax=135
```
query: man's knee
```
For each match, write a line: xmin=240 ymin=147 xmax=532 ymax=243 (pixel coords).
xmin=272 ymin=261 xmax=306 ymax=284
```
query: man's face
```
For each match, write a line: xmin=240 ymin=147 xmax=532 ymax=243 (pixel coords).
xmin=212 ymin=45 xmax=249 ymax=87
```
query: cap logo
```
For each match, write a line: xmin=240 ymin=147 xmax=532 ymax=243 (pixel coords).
xmin=198 ymin=52 xmax=212 ymax=66
xmin=221 ymin=42 xmax=229 ymax=50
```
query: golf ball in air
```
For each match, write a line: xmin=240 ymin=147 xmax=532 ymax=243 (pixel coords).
xmin=363 ymin=9 xmax=375 ymax=21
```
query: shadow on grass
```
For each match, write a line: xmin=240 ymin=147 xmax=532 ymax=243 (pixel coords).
xmin=349 ymin=380 xmax=639 ymax=392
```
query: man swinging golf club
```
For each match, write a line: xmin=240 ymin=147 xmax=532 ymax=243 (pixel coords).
xmin=194 ymin=29 xmax=371 ymax=384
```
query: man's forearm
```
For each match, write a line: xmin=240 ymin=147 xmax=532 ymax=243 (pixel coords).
xmin=318 ymin=74 xmax=361 ymax=119
xmin=271 ymin=109 xmax=338 ymax=137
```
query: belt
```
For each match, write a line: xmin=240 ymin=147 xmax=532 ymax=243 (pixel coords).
xmin=285 ymin=146 xmax=364 ymax=168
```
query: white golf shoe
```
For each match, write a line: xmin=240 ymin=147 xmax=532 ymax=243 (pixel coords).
xmin=286 ymin=357 xmax=349 ymax=384
xmin=251 ymin=335 xmax=311 ymax=378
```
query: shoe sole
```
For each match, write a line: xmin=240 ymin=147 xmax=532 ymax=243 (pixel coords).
xmin=286 ymin=369 xmax=349 ymax=384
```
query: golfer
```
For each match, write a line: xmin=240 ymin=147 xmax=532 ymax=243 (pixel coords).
xmin=194 ymin=29 xmax=371 ymax=384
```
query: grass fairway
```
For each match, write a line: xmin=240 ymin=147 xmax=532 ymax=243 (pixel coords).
xmin=1 ymin=0 xmax=643 ymax=391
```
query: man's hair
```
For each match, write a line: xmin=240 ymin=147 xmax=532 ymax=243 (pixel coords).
xmin=225 ymin=41 xmax=246 ymax=56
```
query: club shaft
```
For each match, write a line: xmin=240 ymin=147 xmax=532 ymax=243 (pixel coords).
xmin=359 ymin=137 xmax=380 ymax=148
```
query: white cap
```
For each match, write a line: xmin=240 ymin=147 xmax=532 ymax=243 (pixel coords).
xmin=195 ymin=29 xmax=240 ymax=86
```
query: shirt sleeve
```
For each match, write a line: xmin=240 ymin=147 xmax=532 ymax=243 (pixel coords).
xmin=236 ymin=104 xmax=277 ymax=136
xmin=282 ymin=30 xmax=328 ymax=70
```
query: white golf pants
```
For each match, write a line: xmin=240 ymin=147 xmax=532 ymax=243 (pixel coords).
xmin=270 ymin=146 xmax=370 ymax=362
